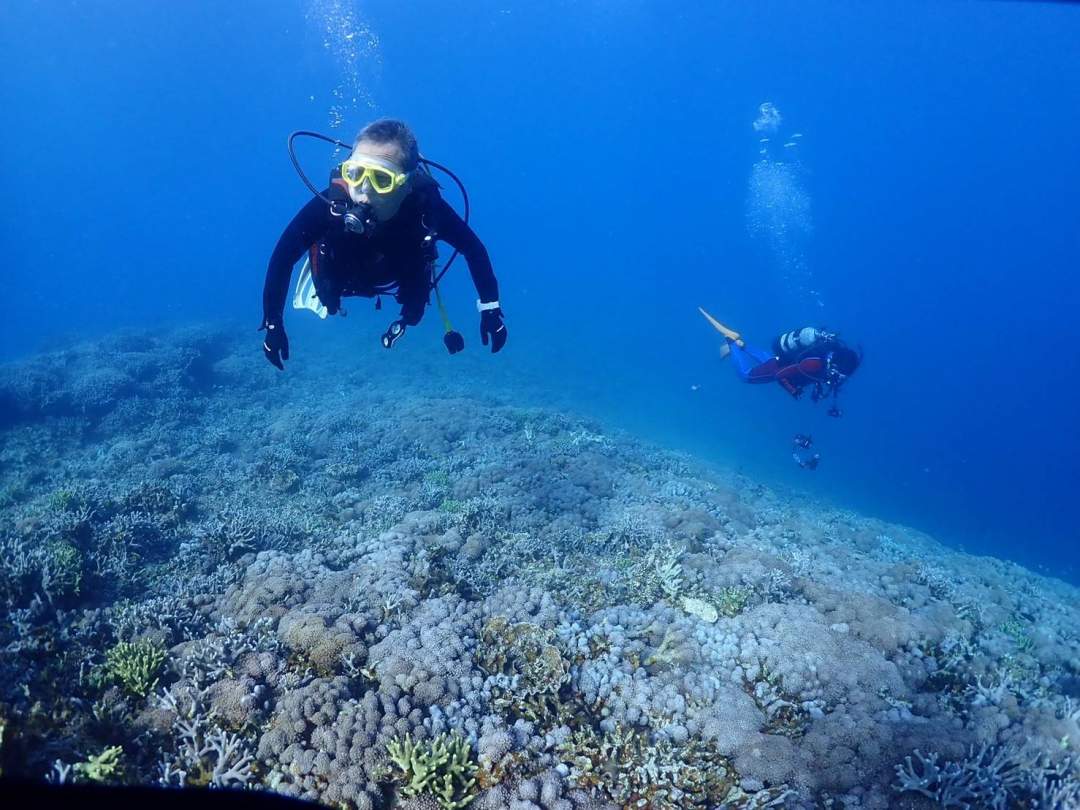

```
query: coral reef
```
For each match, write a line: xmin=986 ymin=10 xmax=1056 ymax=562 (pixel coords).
xmin=1 ymin=325 xmax=1079 ymax=809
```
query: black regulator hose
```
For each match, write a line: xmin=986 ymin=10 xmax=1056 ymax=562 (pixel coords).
xmin=421 ymin=157 xmax=470 ymax=285
xmin=287 ymin=130 xmax=352 ymax=206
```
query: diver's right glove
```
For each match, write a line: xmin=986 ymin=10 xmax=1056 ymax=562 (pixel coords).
xmin=260 ymin=319 xmax=289 ymax=370
xmin=478 ymin=301 xmax=507 ymax=354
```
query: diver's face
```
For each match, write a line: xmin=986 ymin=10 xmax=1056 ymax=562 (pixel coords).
xmin=347 ymin=141 xmax=412 ymax=222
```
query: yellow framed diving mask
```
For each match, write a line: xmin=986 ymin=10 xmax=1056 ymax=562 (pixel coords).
xmin=338 ymin=158 xmax=410 ymax=194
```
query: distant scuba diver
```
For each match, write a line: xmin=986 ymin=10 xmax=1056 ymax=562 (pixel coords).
xmin=699 ymin=308 xmax=861 ymax=416
xmin=260 ymin=119 xmax=506 ymax=370
xmin=792 ymin=433 xmax=820 ymax=470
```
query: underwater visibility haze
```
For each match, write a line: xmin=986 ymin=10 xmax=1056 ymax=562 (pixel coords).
xmin=1 ymin=1 xmax=1079 ymax=807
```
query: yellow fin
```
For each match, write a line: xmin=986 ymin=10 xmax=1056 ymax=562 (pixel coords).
xmin=698 ymin=307 xmax=745 ymax=347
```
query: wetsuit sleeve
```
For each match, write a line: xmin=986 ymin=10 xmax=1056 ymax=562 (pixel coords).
xmin=430 ymin=196 xmax=499 ymax=303
xmin=261 ymin=194 xmax=332 ymax=324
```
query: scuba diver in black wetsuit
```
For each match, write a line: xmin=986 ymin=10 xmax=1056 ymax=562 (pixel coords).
xmin=699 ymin=309 xmax=862 ymax=417
xmin=260 ymin=119 xmax=506 ymax=370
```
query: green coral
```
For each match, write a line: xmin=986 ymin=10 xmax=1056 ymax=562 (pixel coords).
xmin=714 ymin=585 xmax=753 ymax=618
xmin=42 ymin=540 xmax=83 ymax=600
xmin=424 ymin=469 xmax=453 ymax=490
xmin=920 ymin=630 xmax=1046 ymax=717
xmin=49 ymin=488 xmax=82 ymax=512
xmin=1000 ymin=617 xmax=1034 ymax=653
xmin=104 ymin=639 xmax=166 ymax=698
xmin=557 ymin=722 xmax=761 ymax=808
xmin=74 ymin=745 xmax=124 ymax=782
xmin=743 ymin=660 xmax=811 ymax=738
xmin=478 ymin=617 xmax=569 ymax=693
xmin=478 ymin=616 xmax=570 ymax=723
xmin=324 ymin=460 xmax=362 ymax=480
xmin=120 ymin=482 xmax=185 ymax=525
xmin=386 ymin=732 xmax=478 ymax=809
xmin=624 ymin=543 xmax=684 ymax=605
xmin=1001 ymin=653 xmax=1042 ymax=693
xmin=439 ymin=498 xmax=465 ymax=514
xmin=644 ymin=627 xmax=695 ymax=672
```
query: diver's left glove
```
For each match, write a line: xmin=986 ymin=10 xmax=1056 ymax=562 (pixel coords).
xmin=478 ymin=302 xmax=507 ymax=354
xmin=260 ymin=319 xmax=289 ymax=370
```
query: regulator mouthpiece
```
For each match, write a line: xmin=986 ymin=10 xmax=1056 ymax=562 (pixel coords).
xmin=342 ymin=202 xmax=376 ymax=235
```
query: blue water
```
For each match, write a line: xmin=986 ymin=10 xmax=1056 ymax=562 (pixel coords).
xmin=2 ymin=0 xmax=1078 ymax=581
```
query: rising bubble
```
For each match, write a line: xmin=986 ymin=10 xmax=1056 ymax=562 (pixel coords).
xmin=745 ymin=103 xmax=821 ymax=306
xmin=306 ymin=0 xmax=381 ymax=133
xmin=752 ymin=102 xmax=782 ymax=135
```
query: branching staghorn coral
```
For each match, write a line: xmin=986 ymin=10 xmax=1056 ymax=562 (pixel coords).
xmin=157 ymin=689 xmax=255 ymax=789
xmin=556 ymin=721 xmax=790 ymax=808
xmin=643 ymin=626 xmax=696 ymax=672
xmin=39 ymin=540 xmax=83 ymax=603
xmin=742 ymin=659 xmax=813 ymax=737
xmin=894 ymin=747 xmax=1080 ymax=807
xmin=478 ymin=616 xmax=570 ymax=724
xmin=478 ymin=617 xmax=568 ymax=691
xmin=627 ymin=541 xmax=684 ymax=605
xmin=74 ymin=745 xmax=125 ymax=783
xmin=713 ymin=584 xmax=754 ymax=618
xmin=893 ymin=744 xmax=1032 ymax=809
xmin=104 ymin=639 xmax=167 ymax=698
xmin=48 ymin=745 xmax=126 ymax=785
xmin=386 ymin=732 xmax=478 ymax=809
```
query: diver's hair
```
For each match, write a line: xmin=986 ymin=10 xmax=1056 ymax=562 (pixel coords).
xmin=355 ymin=119 xmax=419 ymax=171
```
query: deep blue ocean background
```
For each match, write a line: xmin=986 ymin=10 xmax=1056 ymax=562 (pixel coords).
xmin=2 ymin=1 xmax=1078 ymax=582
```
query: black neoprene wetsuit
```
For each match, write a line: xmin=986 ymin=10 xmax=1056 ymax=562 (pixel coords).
xmin=262 ymin=178 xmax=498 ymax=327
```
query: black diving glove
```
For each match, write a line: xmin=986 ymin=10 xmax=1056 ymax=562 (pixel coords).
xmin=479 ymin=306 xmax=507 ymax=354
xmin=260 ymin=320 xmax=289 ymax=370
